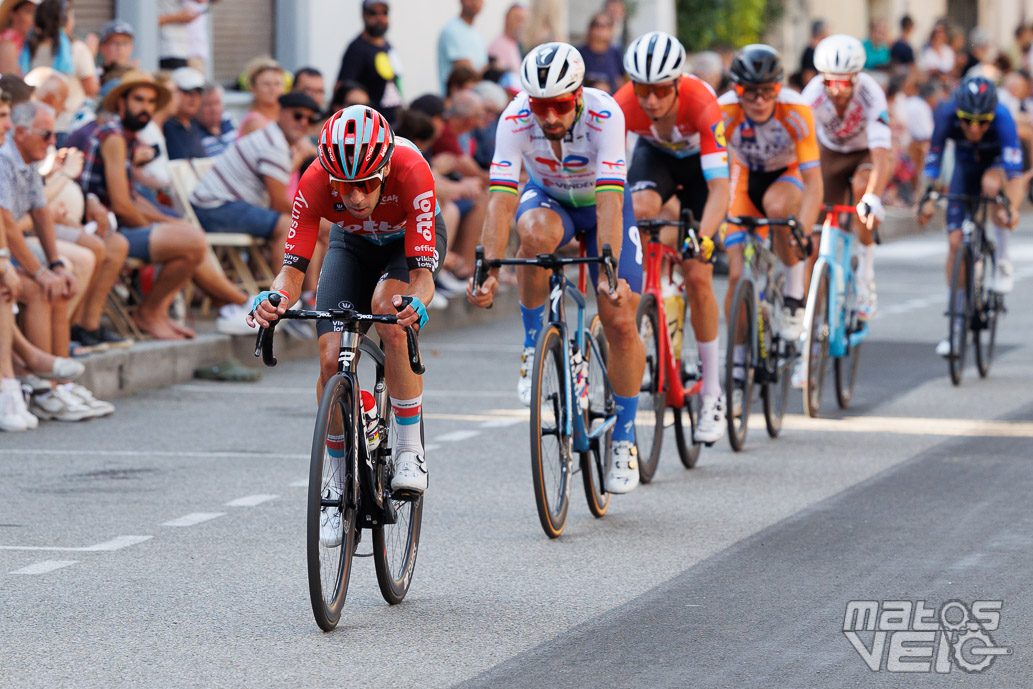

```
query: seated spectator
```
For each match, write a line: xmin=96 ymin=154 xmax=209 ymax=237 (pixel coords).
xmin=0 ymin=72 xmax=34 ymax=103
xmin=961 ymin=27 xmax=994 ymax=76
xmin=0 ymin=0 xmax=37 ymax=75
xmin=328 ymin=80 xmax=370 ymax=113
xmin=292 ymin=66 xmax=325 ymax=111
xmin=864 ymin=18 xmax=892 ymax=71
xmin=238 ymin=56 xmax=285 ymax=138
xmin=190 ymin=91 xmax=320 ymax=273
xmin=197 ymin=82 xmax=235 ymax=157
xmin=134 ymin=70 xmax=176 ymax=201
xmin=97 ymin=19 xmax=137 ymax=75
xmin=431 ymin=90 xmax=487 ymax=181
xmin=470 ymin=79 xmax=510 ymax=170
xmin=920 ymin=19 xmax=954 ymax=78
xmin=445 ymin=64 xmax=479 ymax=100
xmin=17 ymin=0 xmax=97 ymax=96
xmin=577 ymin=13 xmax=624 ymax=93
xmin=163 ymin=66 xmax=206 ymax=160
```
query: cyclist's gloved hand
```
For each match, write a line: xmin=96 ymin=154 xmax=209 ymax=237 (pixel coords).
xmin=857 ymin=193 xmax=885 ymax=224
xmin=251 ymin=289 xmax=290 ymax=316
xmin=247 ymin=289 xmax=289 ymax=328
xmin=699 ymin=235 xmax=715 ymax=262
xmin=394 ymin=294 xmax=429 ymax=330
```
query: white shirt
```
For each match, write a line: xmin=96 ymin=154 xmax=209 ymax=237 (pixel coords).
xmin=191 ymin=122 xmax=291 ymax=209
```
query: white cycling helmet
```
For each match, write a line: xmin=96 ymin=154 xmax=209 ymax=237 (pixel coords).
xmin=520 ymin=42 xmax=585 ymax=98
xmin=813 ymin=34 xmax=866 ymax=75
xmin=624 ymin=31 xmax=686 ymax=84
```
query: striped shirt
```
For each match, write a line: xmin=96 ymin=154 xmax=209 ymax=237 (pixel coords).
xmin=190 ymin=122 xmax=291 ymax=209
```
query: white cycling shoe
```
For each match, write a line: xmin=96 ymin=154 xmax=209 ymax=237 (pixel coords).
xmin=779 ymin=298 xmax=805 ymax=341
xmin=605 ymin=440 xmax=639 ymax=494
xmin=391 ymin=450 xmax=428 ymax=493
xmin=935 ymin=339 xmax=952 ymax=358
xmin=992 ymin=259 xmax=1014 ymax=294
xmin=319 ymin=486 xmax=344 ymax=548
xmin=517 ymin=346 xmax=534 ymax=407
xmin=694 ymin=394 xmax=726 ymax=444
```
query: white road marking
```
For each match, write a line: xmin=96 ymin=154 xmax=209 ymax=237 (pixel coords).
xmin=764 ymin=414 xmax=1033 ymax=438
xmin=174 ymin=384 xmax=515 ymax=399
xmin=289 ymin=479 xmax=308 ymax=487
xmin=10 ymin=560 xmax=77 ymax=575
xmin=226 ymin=494 xmax=278 ymax=507
xmin=478 ymin=418 xmax=525 ymax=428
xmin=0 ymin=449 xmax=307 ymax=460
xmin=0 ymin=535 xmax=152 ymax=552
xmin=162 ymin=513 xmax=225 ymax=527
xmin=434 ymin=430 xmax=481 ymax=442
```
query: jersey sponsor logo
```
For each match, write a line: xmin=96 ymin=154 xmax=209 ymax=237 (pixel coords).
xmin=289 ymin=190 xmax=310 ymax=239
xmin=333 ymin=202 xmax=346 ymax=212
xmin=513 ymin=124 xmax=534 ymax=133
xmin=520 ymin=188 xmax=538 ymax=203
xmin=588 ymin=109 xmax=611 ymax=124
xmin=491 ymin=160 xmax=513 ymax=169
xmin=380 ymin=194 xmax=398 ymax=204
xmin=533 ymin=154 xmax=590 ymax=173
xmin=413 ymin=244 xmax=435 ymax=252
xmin=1004 ymin=147 xmax=1023 ymax=165
xmin=711 ymin=120 xmax=727 ymax=148
xmin=504 ymin=108 xmax=532 ymax=125
xmin=601 ymin=159 xmax=625 ymax=170
xmin=412 ymin=189 xmax=435 ymax=241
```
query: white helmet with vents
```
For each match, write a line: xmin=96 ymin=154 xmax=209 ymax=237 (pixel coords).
xmin=813 ymin=34 xmax=866 ymax=75
xmin=520 ymin=42 xmax=585 ymax=98
xmin=624 ymin=31 xmax=687 ymax=84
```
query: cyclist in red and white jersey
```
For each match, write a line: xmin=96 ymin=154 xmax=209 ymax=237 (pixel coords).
xmin=468 ymin=42 xmax=646 ymax=494
xmin=613 ymin=31 xmax=730 ymax=444
xmin=801 ymin=34 xmax=892 ymax=319
xmin=250 ymin=106 xmax=444 ymax=514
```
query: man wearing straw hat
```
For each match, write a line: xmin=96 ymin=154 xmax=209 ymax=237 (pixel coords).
xmin=78 ymin=70 xmax=206 ymax=340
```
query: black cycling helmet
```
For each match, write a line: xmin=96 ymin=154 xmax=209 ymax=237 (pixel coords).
xmin=729 ymin=44 xmax=784 ymax=86
xmin=956 ymin=76 xmax=997 ymax=116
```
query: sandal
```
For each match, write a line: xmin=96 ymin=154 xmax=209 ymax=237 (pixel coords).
xmin=193 ymin=359 xmax=263 ymax=383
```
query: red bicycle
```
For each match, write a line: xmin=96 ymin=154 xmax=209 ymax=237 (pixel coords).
xmin=634 ymin=209 xmax=706 ymax=482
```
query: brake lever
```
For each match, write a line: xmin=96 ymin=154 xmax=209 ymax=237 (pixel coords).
xmin=254 ymin=292 xmax=282 ymax=366
xmin=395 ymin=295 xmax=426 ymax=375
xmin=473 ymin=245 xmax=493 ymax=309
xmin=601 ymin=244 xmax=617 ymax=296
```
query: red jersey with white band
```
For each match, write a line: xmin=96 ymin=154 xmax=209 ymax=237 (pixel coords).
xmin=614 ymin=74 xmax=729 ymax=180
xmin=283 ymin=137 xmax=438 ymax=274
xmin=801 ymin=72 xmax=892 ymax=153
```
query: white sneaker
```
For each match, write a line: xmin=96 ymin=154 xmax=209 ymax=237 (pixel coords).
xmin=319 ymin=486 xmax=344 ymax=548
xmin=694 ymin=394 xmax=726 ymax=444
xmin=0 ymin=387 xmax=28 ymax=432
xmin=605 ymin=440 xmax=639 ymax=494
xmin=857 ymin=282 xmax=877 ymax=320
xmin=216 ymin=303 xmax=254 ymax=336
xmin=779 ymin=298 xmax=805 ymax=340
xmin=66 ymin=383 xmax=115 ymax=417
xmin=790 ymin=359 xmax=805 ymax=389
xmin=428 ymin=292 xmax=449 ymax=310
xmin=391 ymin=450 xmax=428 ymax=493
xmin=935 ymin=339 xmax=951 ymax=357
xmin=517 ymin=346 xmax=534 ymax=407
xmin=30 ymin=386 xmax=95 ymax=422
xmin=36 ymin=357 xmax=86 ymax=381
xmin=434 ymin=269 xmax=468 ymax=297
xmin=992 ymin=258 xmax=1013 ymax=294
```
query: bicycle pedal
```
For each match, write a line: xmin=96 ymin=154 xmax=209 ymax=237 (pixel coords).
xmin=391 ymin=488 xmax=423 ymax=502
xmin=704 ymin=441 xmax=715 ymax=448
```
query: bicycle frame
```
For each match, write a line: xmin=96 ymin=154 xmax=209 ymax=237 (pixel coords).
xmin=812 ymin=204 xmax=870 ymax=358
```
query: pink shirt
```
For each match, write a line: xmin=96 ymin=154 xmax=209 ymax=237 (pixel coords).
xmin=487 ymin=34 xmax=521 ymax=73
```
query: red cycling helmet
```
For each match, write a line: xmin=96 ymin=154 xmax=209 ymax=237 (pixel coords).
xmin=317 ymin=105 xmax=395 ymax=180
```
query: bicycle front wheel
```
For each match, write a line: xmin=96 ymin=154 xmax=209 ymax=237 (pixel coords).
xmin=974 ymin=251 xmax=998 ymax=378
xmin=373 ymin=412 xmax=424 ymax=605
xmin=307 ymin=376 xmax=358 ymax=632
xmin=531 ymin=325 xmax=572 ymax=538
xmin=673 ymin=325 xmax=702 ymax=467
xmin=835 ymin=274 xmax=862 ymax=409
xmin=762 ymin=317 xmax=792 ymax=437
xmin=803 ymin=262 xmax=831 ymax=417
xmin=581 ymin=315 xmax=611 ymax=518
xmin=947 ymin=245 xmax=971 ymax=386
xmin=634 ymin=294 xmax=664 ymax=483
xmin=725 ymin=279 xmax=756 ymax=451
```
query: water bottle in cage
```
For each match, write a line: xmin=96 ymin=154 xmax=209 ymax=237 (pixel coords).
xmin=360 ymin=390 xmax=381 ymax=454
xmin=662 ymin=266 xmax=685 ymax=363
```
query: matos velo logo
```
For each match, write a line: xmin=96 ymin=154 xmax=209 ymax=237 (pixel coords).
xmin=843 ymin=599 xmax=1011 ymax=673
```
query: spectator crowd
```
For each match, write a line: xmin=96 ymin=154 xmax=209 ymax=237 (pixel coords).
xmin=0 ymin=0 xmax=1028 ymax=432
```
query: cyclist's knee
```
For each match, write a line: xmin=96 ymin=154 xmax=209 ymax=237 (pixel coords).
xmin=373 ymin=320 xmax=406 ymax=349
xmin=631 ymin=189 xmax=662 ymax=220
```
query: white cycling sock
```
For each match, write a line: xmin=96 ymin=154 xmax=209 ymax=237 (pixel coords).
xmin=858 ymin=243 xmax=876 ymax=285
xmin=698 ymin=339 xmax=720 ymax=399
xmin=391 ymin=395 xmax=423 ymax=454
xmin=732 ymin=344 xmax=746 ymax=381
xmin=995 ymin=226 xmax=1011 ymax=263
xmin=785 ymin=261 xmax=805 ymax=301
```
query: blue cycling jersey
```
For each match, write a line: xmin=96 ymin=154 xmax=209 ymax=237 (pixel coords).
xmin=923 ymin=101 xmax=1023 ymax=180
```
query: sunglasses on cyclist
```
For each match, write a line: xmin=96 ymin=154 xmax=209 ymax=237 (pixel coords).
xmin=823 ymin=76 xmax=856 ymax=92
xmin=632 ymin=81 xmax=678 ymax=99
xmin=734 ymin=83 xmax=781 ymax=102
xmin=527 ymin=90 xmax=580 ymax=118
xmin=957 ymin=110 xmax=994 ymax=125
xmin=291 ymin=110 xmax=321 ymax=125
xmin=330 ymin=169 xmax=386 ymax=195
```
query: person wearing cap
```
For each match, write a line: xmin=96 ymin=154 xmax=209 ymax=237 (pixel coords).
xmin=163 ymin=65 xmax=206 ymax=160
xmin=0 ymin=0 xmax=39 ymax=74
xmin=335 ymin=0 xmax=403 ymax=123
xmin=190 ymin=91 xmax=320 ymax=276
xmin=78 ymin=70 xmax=206 ymax=340
xmin=97 ymin=19 xmax=137 ymax=76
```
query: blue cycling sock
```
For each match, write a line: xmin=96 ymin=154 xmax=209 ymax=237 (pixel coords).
xmin=520 ymin=303 xmax=545 ymax=348
xmin=612 ymin=393 xmax=639 ymax=443
xmin=326 ymin=433 xmax=346 ymax=458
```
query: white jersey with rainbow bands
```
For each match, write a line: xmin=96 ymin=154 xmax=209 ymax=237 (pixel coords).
xmin=489 ymin=88 xmax=628 ymax=208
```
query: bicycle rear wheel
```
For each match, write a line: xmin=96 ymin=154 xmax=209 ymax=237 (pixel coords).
xmin=835 ymin=274 xmax=862 ymax=409
xmin=974 ymin=250 xmax=998 ymax=378
xmin=673 ymin=324 xmax=702 ymax=467
xmin=581 ymin=315 xmax=611 ymax=518
xmin=947 ymin=245 xmax=971 ymax=386
xmin=531 ymin=325 xmax=572 ymax=538
xmin=307 ymin=376 xmax=358 ymax=632
xmin=634 ymin=294 xmax=664 ymax=483
xmin=373 ymin=410 xmax=424 ymax=605
xmin=762 ymin=314 xmax=792 ymax=437
xmin=725 ymin=279 xmax=755 ymax=451
xmin=803 ymin=262 xmax=831 ymax=418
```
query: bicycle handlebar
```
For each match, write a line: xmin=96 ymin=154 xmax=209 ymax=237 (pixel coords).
xmin=636 ymin=209 xmax=715 ymax=262
xmin=254 ymin=293 xmax=425 ymax=374
xmin=473 ymin=244 xmax=618 ymax=298
xmin=726 ymin=214 xmax=812 ymax=259
xmin=919 ymin=188 xmax=1012 ymax=227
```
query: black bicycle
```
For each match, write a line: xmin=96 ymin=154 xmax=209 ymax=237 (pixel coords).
xmin=255 ymin=293 xmax=425 ymax=631
xmin=921 ymin=190 xmax=1010 ymax=385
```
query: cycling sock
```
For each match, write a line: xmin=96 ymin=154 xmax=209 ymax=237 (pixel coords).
xmin=698 ymin=338 xmax=721 ymax=399
xmin=732 ymin=344 xmax=746 ymax=381
xmin=612 ymin=392 xmax=638 ymax=443
xmin=326 ymin=433 xmax=346 ymax=491
xmin=519 ymin=303 xmax=545 ymax=348
xmin=785 ymin=261 xmax=805 ymax=301
xmin=391 ymin=396 xmax=423 ymax=454
xmin=859 ymin=243 xmax=876 ymax=285
xmin=995 ymin=226 xmax=1011 ymax=262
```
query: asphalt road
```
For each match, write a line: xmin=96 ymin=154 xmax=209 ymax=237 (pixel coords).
xmin=2 ymin=228 xmax=1032 ymax=688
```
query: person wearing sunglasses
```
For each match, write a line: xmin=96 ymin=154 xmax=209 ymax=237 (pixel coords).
xmin=719 ymin=45 xmax=823 ymax=392
xmin=613 ymin=30 xmax=730 ymax=445
xmin=802 ymin=33 xmax=892 ymax=322
xmin=916 ymin=75 xmax=1023 ymax=357
xmin=468 ymin=41 xmax=646 ymax=494
xmin=250 ymin=105 xmax=443 ymax=497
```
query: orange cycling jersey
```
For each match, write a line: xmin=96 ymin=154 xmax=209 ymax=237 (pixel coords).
xmin=283 ymin=138 xmax=438 ymax=274
xmin=717 ymin=87 xmax=820 ymax=173
xmin=614 ymin=75 xmax=729 ymax=180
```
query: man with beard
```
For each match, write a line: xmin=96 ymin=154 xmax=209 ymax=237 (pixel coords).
xmin=334 ymin=0 xmax=402 ymax=123
xmin=78 ymin=70 xmax=205 ymax=340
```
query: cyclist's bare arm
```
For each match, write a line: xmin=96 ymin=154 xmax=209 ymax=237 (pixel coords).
xmin=865 ymin=147 xmax=893 ymax=198
xmin=1001 ymin=176 xmax=1024 ymax=228
xmin=595 ymin=190 xmax=630 ymax=303
xmin=250 ymin=265 xmax=305 ymax=328
xmin=800 ymin=165 xmax=824 ymax=231
xmin=468 ymin=191 xmax=518 ymax=306
xmin=699 ymin=177 xmax=730 ymax=240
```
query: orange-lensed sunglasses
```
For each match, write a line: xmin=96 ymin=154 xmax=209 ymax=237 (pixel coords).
xmin=528 ymin=91 xmax=579 ymax=117
xmin=330 ymin=170 xmax=385 ymax=195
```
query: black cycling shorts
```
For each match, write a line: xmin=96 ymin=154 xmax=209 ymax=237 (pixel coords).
xmin=315 ymin=213 xmax=447 ymax=337
xmin=627 ymin=143 xmax=708 ymax=218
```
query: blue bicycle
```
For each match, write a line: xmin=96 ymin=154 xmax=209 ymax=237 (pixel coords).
xmin=801 ymin=204 xmax=874 ymax=417
xmin=474 ymin=243 xmax=618 ymax=538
